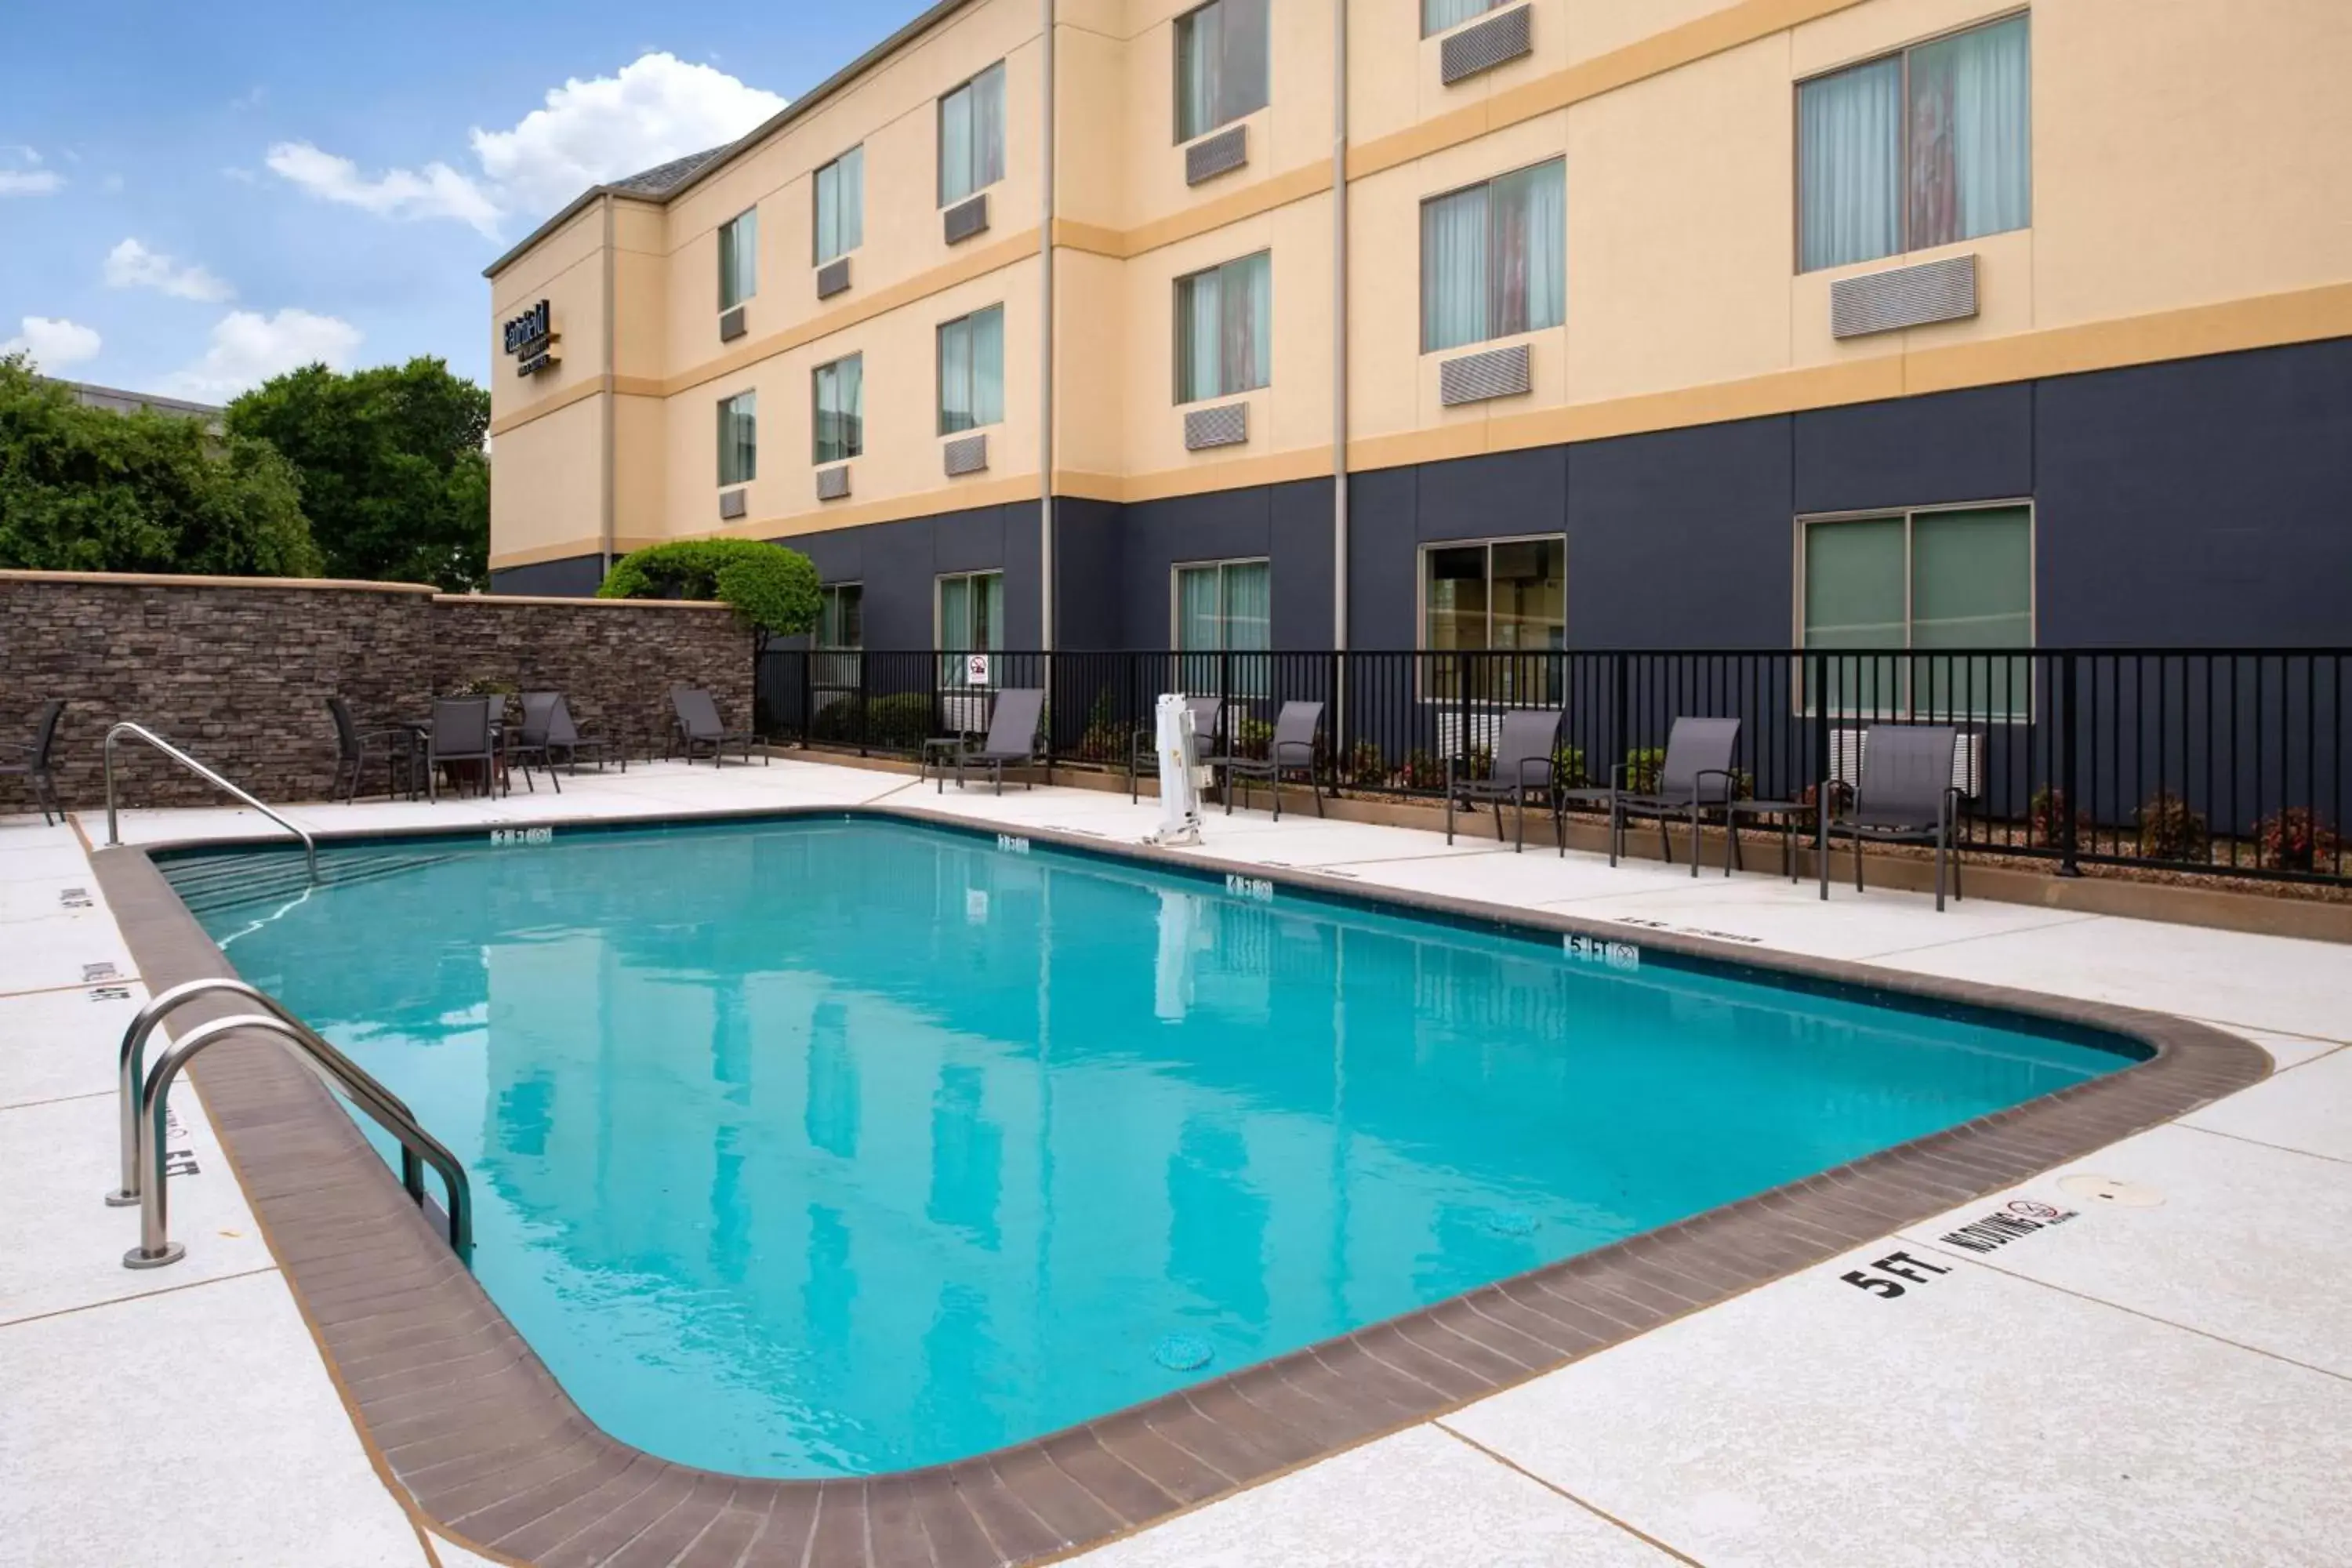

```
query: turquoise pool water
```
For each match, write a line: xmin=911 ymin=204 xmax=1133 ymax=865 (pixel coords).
xmin=178 ymin=815 xmax=2132 ymax=1478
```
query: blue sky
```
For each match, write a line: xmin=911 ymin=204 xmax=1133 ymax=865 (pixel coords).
xmin=0 ymin=0 xmax=933 ymax=401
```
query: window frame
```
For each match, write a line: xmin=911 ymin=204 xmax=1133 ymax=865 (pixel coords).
xmin=1171 ymin=555 xmax=1272 ymax=699
xmin=811 ymin=352 xmax=864 ymax=466
xmin=717 ymin=207 xmax=758 ymax=312
xmin=1172 ymin=0 xmax=1272 ymax=145
xmin=811 ymin=146 xmax=865 ymax=266
xmin=937 ymin=60 xmax=1008 ymax=209
xmin=1420 ymin=0 xmax=1510 ymax=39
xmin=715 ymin=389 xmax=757 ymax=488
xmin=1412 ymin=532 xmax=1567 ymax=705
xmin=935 ymin=568 xmax=1007 ymax=662
xmin=816 ymin=583 xmax=864 ymax=649
xmin=1791 ymin=8 xmax=2033 ymax=274
xmin=936 ymin=303 xmax=1007 ymax=436
xmin=1793 ymin=498 xmax=2038 ymax=720
xmin=1171 ymin=249 xmax=1273 ymax=405
xmin=1417 ymin=156 xmax=1567 ymax=354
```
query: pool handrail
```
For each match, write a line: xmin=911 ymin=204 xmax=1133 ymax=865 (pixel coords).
xmin=104 ymin=721 xmax=318 ymax=883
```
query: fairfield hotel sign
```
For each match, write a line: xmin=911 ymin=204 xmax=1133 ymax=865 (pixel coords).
xmin=502 ymin=299 xmax=559 ymax=377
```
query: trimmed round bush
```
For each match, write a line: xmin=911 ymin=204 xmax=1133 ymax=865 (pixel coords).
xmin=597 ymin=539 xmax=820 ymax=648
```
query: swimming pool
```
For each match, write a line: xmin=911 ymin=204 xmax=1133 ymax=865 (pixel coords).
xmin=173 ymin=814 xmax=2136 ymax=1479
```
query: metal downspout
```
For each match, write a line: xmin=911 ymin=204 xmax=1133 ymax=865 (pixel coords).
xmin=1040 ymin=0 xmax=1057 ymax=657
xmin=1331 ymin=0 xmax=1348 ymax=655
xmin=600 ymin=191 xmax=616 ymax=578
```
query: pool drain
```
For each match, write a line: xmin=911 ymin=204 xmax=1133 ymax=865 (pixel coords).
xmin=1153 ymin=1334 xmax=1214 ymax=1371
xmin=2058 ymin=1173 xmax=2165 ymax=1208
xmin=1483 ymin=1210 xmax=1538 ymax=1237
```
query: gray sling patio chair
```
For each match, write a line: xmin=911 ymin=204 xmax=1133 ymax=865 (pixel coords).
xmin=948 ymin=686 xmax=1047 ymax=796
xmin=1207 ymin=700 xmax=1325 ymax=821
xmin=0 ymin=699 xmax=66 ymax=825
xmin=514 ymin=692 xmax=620 ymax=793
xmin=669 ymin=688 xmax=762 ymax=768
xmin=328 ymin=695 xmax=415 ymax=803
xmin=1819 ymin=724 xmax=1966 ymax=911
xmin=1130 ymin=695 xmax=1225 ymax=803
xmin=423 ymin=696 xmax=502 ymax=803
xmin=1444 ymin=706 xmax=1564 ymax=852
xmin=1559 ymin=716 xmax=1741 ymax=873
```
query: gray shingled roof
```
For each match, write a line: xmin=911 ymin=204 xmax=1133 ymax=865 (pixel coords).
xmin=606 ymin=145 xmax=735 ymax=198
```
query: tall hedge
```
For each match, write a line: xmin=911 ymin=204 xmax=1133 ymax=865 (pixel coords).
xmin=597 ymin=538 xmax=821 ymax=652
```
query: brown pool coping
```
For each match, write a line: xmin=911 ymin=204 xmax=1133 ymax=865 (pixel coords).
xmin=92 ymin=804 xmax=2272 ymax=1568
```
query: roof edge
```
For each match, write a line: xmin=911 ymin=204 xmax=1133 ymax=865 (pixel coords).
xmin=483 ymin=0 xmax=984 ymax=282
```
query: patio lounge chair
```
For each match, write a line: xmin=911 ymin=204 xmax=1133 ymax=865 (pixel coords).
xmin=0 ymin=699 xmax=66 ymax=825
xmin=1131 ymin=695 xmax=1225 ymax=803
xmin=1207 ymin=700 xmax=1325 ymax=821
xmin=424 ymin=696 xmax=503 ymax=804
xmin=1444 ymin=706 xmax=1563 ymax=852
xmin=669 ymin=688 xmax=762 ymax=768
xmin=1819 ymin=724 xmax=1965 ymax=912
xmin=1563 ymin=716 xmax=1741 ymax=873
xmin=514 ymin=692 xmax=620 ymax=793
xmin=948 ymin=686 xmax=1047 ymax=796
xmin=328 ymin=695 xmax=416 ymax=804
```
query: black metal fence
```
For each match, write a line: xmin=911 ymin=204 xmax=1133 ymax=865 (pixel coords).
xmin=755 ymin=648 xmax=2350 ymax=887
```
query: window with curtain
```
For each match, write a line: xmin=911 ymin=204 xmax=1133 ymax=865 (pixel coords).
xmin=1422 ymin=536 xmax=1564 ymax=702
xmin=717 ymin=209 xmax=758 ymax=311
xmin=938 ymin=62 xmax=1007 ymax=206
xmin=812 ymin=354 xmax=862 ymax=465
xmin=813 ymin=147 xmax=863 ymax=264
xmin=938 ymin=304 xmax=1005 ymax=434
xmin=1421 ymin=0 xmax=1508 ymax=36
xmin=1420 ymin=158 xmax=1566 ymax=353
xmin=1798 ymin=13 xmax=2031 ymax=272
xmin=717 ymin=391 xmax=757 ymax=486
xmin=1802 ymin=504 xmax=2033 ymax=717
xmin=1174 ymin=558 xmax=1270 ymax=695
xmin=938 ymin=571 xmax=1006 ymax=685
xmin=818 ymin=584 xmax=863 ymax=648
xmin=1174 ymin=251 xmax=1272 ymax=403
xmin=1174 ymin=0 xmax=1269 ymax=143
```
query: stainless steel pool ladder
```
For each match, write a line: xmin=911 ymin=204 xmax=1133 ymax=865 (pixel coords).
xmin=107 ymin=978 xmax=472 ymax=1270
xmin=103 ymin=722 xmax=318 ymax=884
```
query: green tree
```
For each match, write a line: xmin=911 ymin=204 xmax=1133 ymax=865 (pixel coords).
xmin=225 ymin=357 xmax=491 ymax=592
xmin=598 ymin=539 xmax=822 ymax=653
xmin=0 ymin=354 xmax=321 ymax=576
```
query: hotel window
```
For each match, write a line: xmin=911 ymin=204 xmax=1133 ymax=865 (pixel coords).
xmin=813 ymin=354 xmax=863 ymax=464
xmin=1798 ymin=13 xmax=2031 ymax=273
xmin=818 ymin=584 xmax=863 ymax=648
xmin=1421 ymin=0 xmax=1508 ymax=35
xmin=1422 ymin=536 xmax=1564 ymax=703
xmin=1174 ymin=558 xmax=1270 ymax=696
xmin=1174 ymin=252 xmax=1272 ymax=404
xmin=717 ymin=390 xmax=757 ymax=486
xmin=1420 ymin=158 xmax=1565 ymax=354
xmin=938 ymin=62 xmax=1007 ymax=206
xmin=813 ymin=147 xmax=864 ymax=264
xmin=1801 ymin=504 xmax=2032 ymax=717
xmin=938 ymin=570 xmax=1005 ymax=659
xmin=1174 ymin=0 xmax=1269 ymax=143
xmin=717 ymin=208 xmax=758 ymax=311
xmin=938 ymin=305 xmax=1005 ymax=435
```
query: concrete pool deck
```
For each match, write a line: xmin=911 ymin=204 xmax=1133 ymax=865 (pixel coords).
xmin=4 ymin=756 xmax=2348 ymax=1566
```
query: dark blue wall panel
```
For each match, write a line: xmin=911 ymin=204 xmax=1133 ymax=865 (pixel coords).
xmin=1792 ymin=383 xmax=2033 ymax=517
xmin=1345 ymin=466 xmax=1419 ymax=650
xmin=490 ymin=554 xmax=604 ymax=598
xmin=2034 ymin=338 xmax=2352 ymax=645
xmin=1269 ymin=478 xmax=1336 ymax=652
xmin=1052 ymin=499 xmax=1126 ymax=651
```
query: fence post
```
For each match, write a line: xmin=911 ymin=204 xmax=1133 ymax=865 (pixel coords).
xmin=1810 ymin=650 xmax=1831 ymax=864
xmin=857 ymin=648 xmax=872 ymax=758
xmin=2060 ymin=649 xmax=2082 ymax=877
xmin=799 ymin=649 xmax=812 ymax=750
xmin=1611 ymin=654 xmax=1628 ymax=788
xmin=1330 ymin=650 xmax=1343 ymax=800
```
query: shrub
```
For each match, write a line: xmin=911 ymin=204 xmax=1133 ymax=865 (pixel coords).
xmin=807 ymin=691 xmax=934 ymax=751
xmin=1232 ymin=715 xmax=1274 ymax=760
xmin=1399 ymin=749 xmax=1446 ymax=791
xmin=2255 ymin=808 xmax=2343 ymax=873
xmin=597 ymin=539 xmax=819 ymax=652
xmin=1551 ymin=743 xmax=1588 ymax=792
xmin=2027 ymin=786 xmax=2089 ymax=848
xmin=1342 ymin=739 xmax=1388 ymax=789
xmin=1621 ymin=747 xmax=1665 ymax=795
xmin=1073 ymin=691 xmax=1125 ymax=764
xmin=2133 ymin=790 xmax=2209 ymax=862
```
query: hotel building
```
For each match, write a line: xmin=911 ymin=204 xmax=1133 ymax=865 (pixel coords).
xmin=484 ymin=0 xmax=2352 ymax=663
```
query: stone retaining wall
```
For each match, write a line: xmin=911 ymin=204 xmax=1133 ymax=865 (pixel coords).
xmin=0 ymin=572 xmax=753 ymax=812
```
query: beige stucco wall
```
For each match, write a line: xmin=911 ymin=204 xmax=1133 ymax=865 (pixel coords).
xmin=489 ymin=0 xmax=2352 ymax=572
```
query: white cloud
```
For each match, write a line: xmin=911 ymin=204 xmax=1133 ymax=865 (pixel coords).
xmin=162 ymin=308 xmax=361 ymax=400
xmin=0 ymin=169 xmax=62 ymax=197
xmin=104 ymin=238 xmax=234 ymax=302
xmin=2 ymin=316 xmax=103 ymax=370
xmin=266 ymin=52 xmax=783 ymax=240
